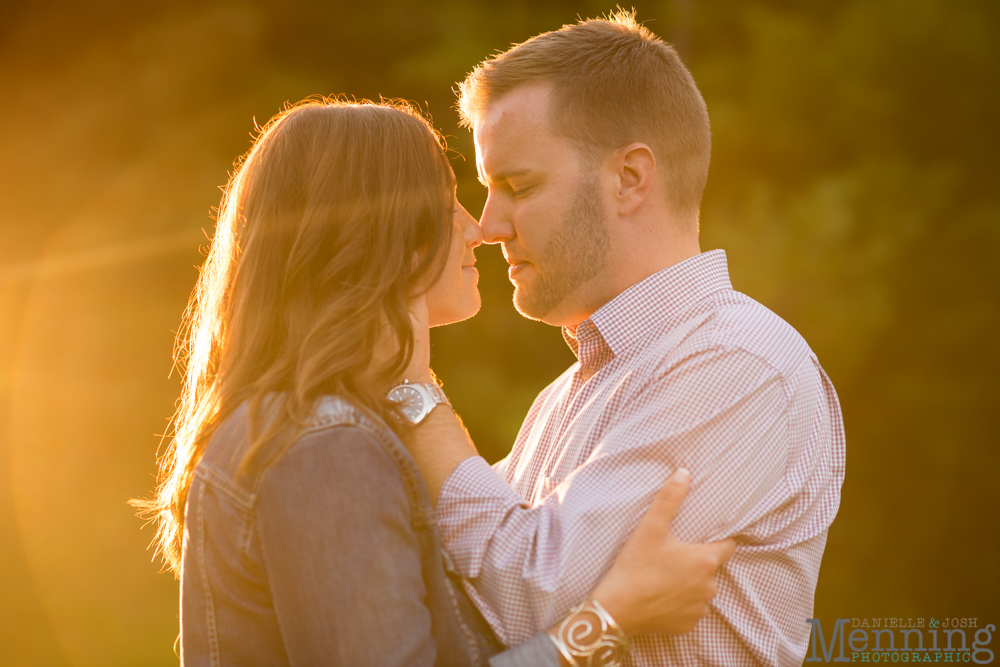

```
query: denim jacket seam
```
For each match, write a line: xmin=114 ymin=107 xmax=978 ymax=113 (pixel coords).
xmin=443 ymin=575 xmax=484 ymax=667
xmin=193 ymin=465 xmax=255 ymax=510
xmin=239 ymin=505 xmax=256 ymax=560
xmin=191 ymin=468 xmax=258 ymax=562
xmin=194 ymin=482 xmax=222 ymax=667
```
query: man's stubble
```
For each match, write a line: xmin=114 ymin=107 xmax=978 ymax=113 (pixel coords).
xmin=513 ymin=174 xmax=610 ymax=321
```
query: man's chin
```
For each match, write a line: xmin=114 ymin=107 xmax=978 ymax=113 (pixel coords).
xmin=513 ymin=286 xmax=559 ymax=324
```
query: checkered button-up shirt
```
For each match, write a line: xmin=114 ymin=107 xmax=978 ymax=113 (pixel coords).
xmin=437 ymin=250 xmax=846 ymax=666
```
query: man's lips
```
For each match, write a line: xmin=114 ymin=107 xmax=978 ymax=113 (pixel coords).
xmin=507 ymin=260 xmax=531 ymax=280
xmin=504 ymin=252 xmax=529 ymax=267
xmin=503 ymin=246 xmax=531 ymax=280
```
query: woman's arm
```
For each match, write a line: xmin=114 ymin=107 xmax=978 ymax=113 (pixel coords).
xmin=255 ymin=427 xmax=437 ymax=667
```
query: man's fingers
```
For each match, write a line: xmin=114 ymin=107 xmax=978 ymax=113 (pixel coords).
xmin=641 ymin=468 xmax=691 ymax=530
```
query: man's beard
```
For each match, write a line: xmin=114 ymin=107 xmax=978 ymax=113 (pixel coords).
xmin=513 ymin=175 xmax=610 ymax=320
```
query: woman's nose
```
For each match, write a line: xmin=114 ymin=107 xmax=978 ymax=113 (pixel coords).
xmin=458 ymin=204 xmax=484 ymax=248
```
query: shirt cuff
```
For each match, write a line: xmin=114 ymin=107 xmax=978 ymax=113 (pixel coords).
xmin=436 ymin=456 xmax=527 ymax=579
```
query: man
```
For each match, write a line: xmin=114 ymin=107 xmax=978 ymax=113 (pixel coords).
xmin=402 ymin=12 xmax=846 ymax=666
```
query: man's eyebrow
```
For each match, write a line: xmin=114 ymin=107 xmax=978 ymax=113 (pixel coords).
xmin=479 ymin=168 xmax=533 ymax=187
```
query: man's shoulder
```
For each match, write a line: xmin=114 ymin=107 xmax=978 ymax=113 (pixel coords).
xmin=659 ymin=289 xmax=816 ymax=380
xmin=535 ymin=362 xmax=578 ymax=395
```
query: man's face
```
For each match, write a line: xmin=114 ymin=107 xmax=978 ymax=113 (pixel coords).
xmin=474 ymin=84 xmax=610 ymax=326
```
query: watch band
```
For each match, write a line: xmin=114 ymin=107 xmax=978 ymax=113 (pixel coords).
xmin=387 ymin=379 xmax=450 ymax=424
xmin=422 ymin=382 xmax=449 ymax=407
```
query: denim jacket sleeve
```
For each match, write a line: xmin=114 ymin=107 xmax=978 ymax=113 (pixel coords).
xmin=256 ymin=426 xmax=437 ymax=666
xmin=489 ymin=632 xmax=560 ymax=667
xmin=254 ymin=424 xmax=561 ymax=667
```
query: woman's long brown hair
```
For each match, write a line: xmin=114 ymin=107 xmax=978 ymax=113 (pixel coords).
xmin=133 ymin=99 xmax=455 ymax=574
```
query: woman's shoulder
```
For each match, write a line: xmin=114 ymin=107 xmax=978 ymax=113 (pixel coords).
xmin=255 ymin=403 xmax=431 ymax=539
xmin=260 ymin=419 xmax=404 ymax=503
xmin=300 ymin=395 xmax=395 ymax=442
xmin=197 ymin=395 xmax=416 ymax=503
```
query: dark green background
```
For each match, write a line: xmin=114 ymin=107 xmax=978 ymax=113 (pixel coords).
xmin=0 ymin=1 xmax=996 ymax=664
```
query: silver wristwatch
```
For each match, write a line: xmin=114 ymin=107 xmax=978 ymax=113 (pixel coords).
xmin=387 ymin=379 xmax=450 ymax=425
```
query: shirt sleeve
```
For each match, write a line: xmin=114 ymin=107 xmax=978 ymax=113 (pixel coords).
xmin=256 ymin=427 xmax=436 ymax=667
xmin=436 ymin=345 xmax=797 ymax=647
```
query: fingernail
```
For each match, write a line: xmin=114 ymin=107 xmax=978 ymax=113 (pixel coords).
xmin=673 ymin=468 xmax=690 ymax=482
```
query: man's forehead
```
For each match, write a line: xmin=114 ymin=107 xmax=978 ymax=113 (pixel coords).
xmin=474 ymin=83 xmax=556 ymax=177
xmin=479 ymin=83 xmax=553 ymax=134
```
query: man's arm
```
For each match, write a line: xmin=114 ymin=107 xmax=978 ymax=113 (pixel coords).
xmin=405 ymin=394 xmax=478 ymax=503
xmin=410 ymin=346 xmax=796 ymax=646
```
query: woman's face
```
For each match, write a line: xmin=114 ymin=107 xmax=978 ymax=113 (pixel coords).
xmin=426 ymin=197 xmax=483 ymax=327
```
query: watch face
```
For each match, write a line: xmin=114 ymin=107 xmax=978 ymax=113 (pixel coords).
xmin=388 ymin=385 xmax=426 ymax=422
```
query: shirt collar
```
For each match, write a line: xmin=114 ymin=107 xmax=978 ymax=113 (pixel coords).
xmin=563 ymin=249 xmax=733 ymax=367
xmin=562 ymin=319 xmax=614 ymax=379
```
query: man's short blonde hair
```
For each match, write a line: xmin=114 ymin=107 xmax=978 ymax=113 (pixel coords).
xmin=458 ymin=11 xmax=711 ymax=219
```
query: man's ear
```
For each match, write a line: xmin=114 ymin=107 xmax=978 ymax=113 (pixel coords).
xmin=613 ymin=143 xmax=657 ymax=217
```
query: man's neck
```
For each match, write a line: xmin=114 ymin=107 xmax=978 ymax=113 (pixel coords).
xmin=546 ymin=235 xmax=702 ymax=328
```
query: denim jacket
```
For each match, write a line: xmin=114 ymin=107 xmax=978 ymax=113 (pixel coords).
xmin=180 ymin=396 xmax=557 ymax=667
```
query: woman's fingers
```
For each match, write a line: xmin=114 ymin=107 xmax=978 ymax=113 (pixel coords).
xmin=707 ymin=538 xmax=737 ymax=567
xmin=636 ymin=467 xmax=690 ymax=539
xmin=592 ymin=469 xmax=740 ymax=637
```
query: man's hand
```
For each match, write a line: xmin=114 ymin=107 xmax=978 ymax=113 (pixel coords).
xmin=591 ymin=469 xmax=736 ymax=636
xmin=397 ymin=280 xmax=479 ymax=504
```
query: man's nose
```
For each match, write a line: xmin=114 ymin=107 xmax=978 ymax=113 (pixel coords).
xmin=478 ymin=191 xmax=514 ymax=245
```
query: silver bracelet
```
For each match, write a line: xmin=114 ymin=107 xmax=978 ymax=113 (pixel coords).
xmin=545 ymin=597 xmax=631 ymax=667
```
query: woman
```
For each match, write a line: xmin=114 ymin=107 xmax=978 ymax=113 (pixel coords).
xmin=135 ymin=98 xmax=726 ymax=666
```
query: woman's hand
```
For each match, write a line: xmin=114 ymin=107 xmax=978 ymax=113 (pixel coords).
xmin=590 ymin=469 xmax=736 ymax=636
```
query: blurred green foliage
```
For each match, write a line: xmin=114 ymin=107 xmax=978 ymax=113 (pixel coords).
xmin=0 ymin=0 xmax=996 ymax=664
